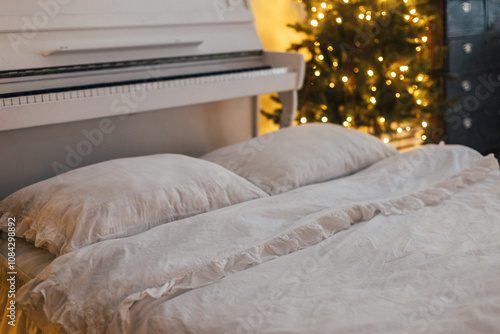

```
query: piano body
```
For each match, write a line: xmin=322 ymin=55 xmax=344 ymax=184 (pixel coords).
xmin=0 ymin=0 xmax=304 ymax=199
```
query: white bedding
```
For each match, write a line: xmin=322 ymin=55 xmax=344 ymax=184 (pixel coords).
xmin=17 ymin=145 xmax=500 ymax=333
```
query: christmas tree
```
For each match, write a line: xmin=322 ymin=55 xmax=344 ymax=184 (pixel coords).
xmin=263 ymin=0 xmax=453 ymax=144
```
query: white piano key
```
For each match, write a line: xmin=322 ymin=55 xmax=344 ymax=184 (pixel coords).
xmin=56 ymin=93 xmax=65 ymax=101
xmin=35 ymin=95 xmax=44 ymax=103
xmin=70 ymin=91 xmax=78 ymax=99
xmin=4 ymin=99 xmax=12 ymax=107
xmin=28 ymin=95 xmax=36 ymax=104
xmin=11 ymin=98 xmax=20 ymax=106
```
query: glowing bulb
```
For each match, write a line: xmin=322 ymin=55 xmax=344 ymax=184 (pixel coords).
xmin=367 ymin=70 xmax=374 ymax=76
xmin=370 ymin=96 xmax=377 ymax=104
xmin=311 ymin=19 xmax=318 ymax=26
xmin=396 ymin=93 xmax=401 ymax=98
xmin=410 ymin=9 xmax=416 ymax=15
xmin=327 ymin=46 xmax=333 ymax=51
xmin=422 ymin=135 xmax=427 ymax=140
xmin=318 ymin=54 xmax=324 ymax=60
xmin=390 ymin=72 xmax=397 ymax=78
xmin=333 ymin=61 xmax=338 ymax=67
xmin=314 ymin=41 xmax=320 ymax=46
xmin=366 ymin=15 xmax=372 ymax=20
xmin=381 ymin=11 xmax=387 ymax=16
xmin=311 ymin=7 xmax=317 ymax=12
xmin=404 ymin=0 xmax=408 ymax=3
xmin=400 ymin=65 xmax=409 ymax=72
xmin=353 ymin=67 xmax=359 ymax=73
xmin=422 ymin=121 xmax=428 ymax=128
xmin=405 ymin=15 xmax=410 ymax=20
xmin=318 ymin=13 xmax=325 ymax=19
xmin=336 ymin=17 xmax=343 ymax=24
xmin=321 ymin=2 xmax=326 ymax=8
xmin=322 ymin=116 xmax=328 ymax=122
xmin=371 ymin=86 xmax=377 ymax=92
xmin=422 ymin=36 xmax=428 ymax=42
xmin=383 ymin=137 xmax=390 ymax=144
xmin=343 ymin=121 xmax=349 ymax=127
xmin=342 ymin=76 xmax=348 ymax=82
xmin=386 ymin=80 xmax=392 ymax=85
xmin=416 ymin=99 xmax=422 ymax=105
xmin=406 ymin=126 xmax=411 ymax=131
xmin=378 ymin=56 xmax=384 ymax=62
xmin=315 ymin=70 xmax=321 ymax=76
xmin=359 ymin=13 xmax=365 ymax=19
xmin=413 ymin=17 xmax=419 ymax=23
xmin=300 ymin=117 xmax=307 ymax=124
xmin=347 ymin=116 xmax=353 ymax=122
xmin=329 ymin=82 xmax=335 ymax=88
xmin=397 ymin=127 xmax=403 ymax=133
xmin=416 ymin=46 xmax=422 ymax=52
xmin=417 ymin=75 xmax=424 ymax=82
xmin=343 ymin=0 xmax=349 ymax=3
xmin=399 ymin=74 xmax=405 ymax=80
xmin=380 ymin=117 xmax=386 ymax=123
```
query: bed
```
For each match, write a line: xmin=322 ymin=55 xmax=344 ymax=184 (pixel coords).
xmin=1 ymin=123 xmax=500 ymax=334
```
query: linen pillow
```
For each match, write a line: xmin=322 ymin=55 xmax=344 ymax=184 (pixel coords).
xmin=202 ymin=123 xmax=398 ymax=195
xmin=0 ymin=154 xmax=268 ymax=256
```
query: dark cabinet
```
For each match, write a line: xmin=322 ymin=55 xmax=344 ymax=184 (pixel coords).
xmin=445 ymin=0 xmax=500 ymax=156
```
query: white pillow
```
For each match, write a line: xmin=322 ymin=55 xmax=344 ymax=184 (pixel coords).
xmin=0 ymin=154 xmax=268 ymax=256
xmin=202 ymin=123 xmax=398 ymax=195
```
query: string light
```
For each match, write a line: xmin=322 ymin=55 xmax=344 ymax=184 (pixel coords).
xmin=329 ymin=82 xmax=335 ymax=88
xmin=311 ymin=19 xmax=318 ymax=26
xmin=327 ymin=46 xmax=333 ymax=51
xmin=413 ymin=17 xmax=419 ymax=23
xmin=343 ymin=121 xmax=349 ymax=127
xmin=404 ymin=15 xmax=410 ymax=21
xmin=417 ymin=75 xmax=424 ymax=82
xmin=422 ymin=36 xmax=428 ymax=42
xmin=371 ymin=86 xmax=377 ymax=92
xmin=322 ymin=116 xmax=328 ymax=122
xmin=422 ymin=135 xmax=427 ymax=140
xmin=318 ymin=54 xmax=324 ymax=60
xmin=397 ymin=127 xmax=403 ymax=133
xmin=318 ymin=13 xmax=325 ymax=19
xmin=367 ymin=70 xmax=374 ymax=76
xmin=343 ymin=0 xmax=349 ymax=3
xmin=359 ymin=14 xmax=365 ymax=19
xmin=399 ymin=74 xmax=405 ymax=80
xmin=315 ymin=70 xmax=321 ymax=76
xmin=370 ymin=96 xmax=377 ymax=104
xmin=390 ymin=72 xmax=397 ymax=78
xmin=336 ymin=17 xmax=343 ymax=24
xmin=383 ymin=137 xmax=390 ymax=144
xmin=347 ymin=116 xmax=353 ymax=122
xmin=400 ymin=65 xmax=409 ymax=72
xmin=379 ymin=117 xmax=386 ymax=123
xmin=386 ymin=80 xmax=392 ymax=85
xmin=342 ymin=76 xmax=348 ymax=82
xmin=333 ymin=61 xmax=338 ymax=67
xmin=395 ymin=93 xmax=401 ymax=98
xmin=416 ymin=99 xmax=422 ymax=105
xmin=406 ymin=126 xmax=411 ymax=131
xmin=321 ymin=2 xmax=326 ymax=8
xmin=311 ymin=7 xmax=317 ymax=12
xmin=300 ymin=117 xmax=307 ymax=124
xmin=416 ymin=46 xmax=422 ymax=52
xmin=410 ymin=9 xmax=416 ymax=15
xmin=422 ymin=121 xmax=428 ymax=128
xmin=378 ymin=56 xmax=384 ymax=62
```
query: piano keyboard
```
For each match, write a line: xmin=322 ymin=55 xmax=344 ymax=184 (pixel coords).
xmin=1 ymin=66 xmax=289 ymax=108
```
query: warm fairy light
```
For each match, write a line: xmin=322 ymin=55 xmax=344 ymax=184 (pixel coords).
xmin=381 ymin=11 xmax=387 ymax=16
xmin=406 ymin=126 xmax=411 ymax=131
xmin=410 ymin=9 xmax=416 ymax=15
xmin=422 ymin=121 xmax=428 ymax=128
xmin=347 ymin=116 xmax=353 ymax=122
xmin=342 ymin=76 xmax=348 ymax=82
xmin=404 ymin=15 xmax=410 ymax=21
xmin=399 ymin=74 xmax=405 ymax=80
xmin=318 ymin=13 xmax=325 ymax=19
xmin=416 ymin=46 xmax=422 ymax=52
xmin=315 ymin=70 xmax=321 ymax=76
xmin=404 ymin=0 xmax=408 ymax=3
xmin=327 ymin=46 xmax=333 ymax=51
xmin=413 ymin=17 xmax=419 ymax=23
xmin=329 ymin=82 xmax=335 ymax=88
xmin=386 ymin=80 xmax=392 ymax=85
xmin=333 ymin=61 xmax=339 ymax=67
xmin=358 ymin=13 xmax=365 ymax=19
xmin=416 ymin=99 xmax=422 ymax=105
xmin=422 ymin=36 xmax=428 ymax=42
xmin=318 ymin=54 xmax=324 ymax=60
xmin=390 ymin=72 xmax=397 ymax=78
xmin=371 ymin=86 xmax=377 ymax=92
xmin=370 ymin=96 xmax=377 ymax=104
xmin=383 ymin=137 xmax=390 ymax=144
xmin=343 ymin=0 xmax=349 ymax=3
xmin=397 ymin=127 xmax=403 ymax=133
xmin=395 ymin=93 xmax=401 ymax=98
xmin=353 ymin=67 xmax=359 ymax=73
xmin=321 ymin=2 xmax=326 ymax=8
xmin=367 ymin=70 xmax=374 ymax=76
xmin=366 ymin=15 xmax=372 ymax=20
xmin=311 ymin=19 xmax=318 ymax=26
xmin=422 ymin=135 xmax=427 ymax=140
xmin=300 ymin=117 xmax=307 ymax=124
xmin=400 ymin=65 xmax=409 ymax=72
xmin=343 ymin=121 xmax=349 ymax=127
xmin=378 ymin=56 xmax=384 ymax=62
xmin=380 ymin=117 xmax=386 ymax=123
xmin=336 ymin=17 xmax=343 ymax=24
xmin=417 ymin=75 xmax=424 ymax=82
xmin=322 ymin=116 xmax=328 ymax=122
xmin=311 ymin=7 xmax=317 ymax=12
xmin=314 ymin=41 xmax=320 ymax=46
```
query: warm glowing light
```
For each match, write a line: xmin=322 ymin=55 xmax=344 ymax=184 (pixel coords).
xmin=422 ymin=121 xmax=428 ymax=128
xmin=314 ymin=41 xmax=320 ymax=46
xmin=318 ymin=54 xmax=324 ymax=60
xmin=413 ymin=17 xmax=419 ymax=23
xmin=383 ymin=137 xmax=390 ymax=144
xmin=406 ymin=126 xmax=411 ymax=131
xmin=422 ymin=36 xmax=428 ymax=42
xmin=397 ymin=127 xmax=403 ymax=133
xmin=396 ymin=93 xmax=401 ymax=98
xmin=400 ymin=65 xmax=409 ymax=72
xmin=354 ymin=67 xmax=359 ymax=73
xmin=367 ymin=70 xmax=374 ymax=76
xmin=386 ymin=80 xmax=392 ymax=85
xmin=417 ymin=75 xmax=424 ymax=82
xmin=343 ymin=121 xmax=349 ymax=127
xmin=378 ymin=56 xmax=384 ymax=62
xmin=366 ymin=15 xmax=371 ymax=20
xmin=370 ymin=96 xmax=377 ymax=104
xmin=380 ymin=117 xmax=386 ymax=123
xmin=347 ymin=116 xmax=353 ymax=122
xmin=358 ymin=13 xmax=365 ymax=19
xmin=329 ymin=82 xmax=335 ymax=88
xmin=399 ymin=74 xmax=405 ymax=80
xmin=300 ymin=117 xmax=307 ymax=124
xmin=410 ymin=9 xmax=416 ymax=14
xmin=404 ymin=15 xmax=410 ymax=20
xmin=371 ymin=86 xmax=377 ymax=92
xmin=315 ymin=70 xmax=321 ymax=76
xmin=342 ymin=76 xmax=348 ymax=82
xmin=343 ymin=0 xmax=349 ymax=3
xmin=311 ymin=19 xmax=318 ymax=26
xmin=336 ymin=17 xmax=343 ymax=24
xmin=311 ymin=7 xmax=317 ymax=12
xmin=318 ymin=13 xmax=325 ymax=19
xmin=321 ymin=2 xmax=327 ymax=8
xmin=390 ymin=72 xmax=397 ymax=78
xmin=416 ymin=99 xmax=422 ymax=105
xmin=416 ymin=46 xmax=422 ymax=52
xmin=422 ymin=135 xmax=427 ymax=140
xmin=322 ymin=116 xmax=328 ymax=122
xmin=327 ymin=46 xmax=333 ymax=51
xmin=381 ymin=11 xmax=387 ymax=16
xmin=404 ymin=0 xmax=408 ymax=3
xmin=333 ymin=61 xmax=339 ymax=67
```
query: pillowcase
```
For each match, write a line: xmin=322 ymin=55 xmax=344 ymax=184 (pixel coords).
xmin=202 ymin=123 xmax=398 ymax=195
xmin=0 ymin=154 xmax=268 ymax=256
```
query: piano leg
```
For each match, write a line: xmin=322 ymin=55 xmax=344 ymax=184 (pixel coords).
xmin=279 ymin=90 xmax=298 ymax=128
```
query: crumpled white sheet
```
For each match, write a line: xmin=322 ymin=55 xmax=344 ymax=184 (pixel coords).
xmin=17 ymin=145 xmax=500 ymax=334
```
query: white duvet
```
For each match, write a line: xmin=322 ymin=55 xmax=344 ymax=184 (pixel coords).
xmin=17 ymin=145 xmax=500 ymax=333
